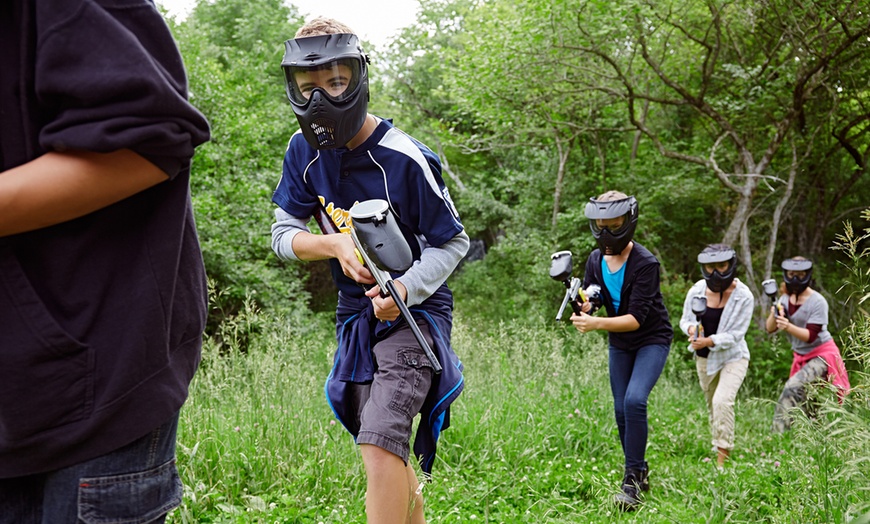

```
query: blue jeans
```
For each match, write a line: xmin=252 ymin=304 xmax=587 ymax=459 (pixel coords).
xmin=0 ymin=413 xmax=182 ymax=524
xmin=609 ymin=343 xmax=670 ymax=470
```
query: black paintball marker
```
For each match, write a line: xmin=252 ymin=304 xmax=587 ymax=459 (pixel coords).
xmin=762 ymin=278 xmax=787 ymax=319
xmin=549 ymin=250 xmax=601 ymax=321
xmin=690 ymin=295 xmax=707 ymax=342
xmin=348 ymin=199 xmax=442 ymax=374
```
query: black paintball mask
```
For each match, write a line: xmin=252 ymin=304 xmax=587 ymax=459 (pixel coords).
xmin=282 ymin=33 xmax=370 ymax=149
xmin=781 ymin=258 xmax=813 ymax=296
xmin=698 ymin=245 xmax=737 ymax=294
xmin=584 ymin=196 xmax=639 ymax=255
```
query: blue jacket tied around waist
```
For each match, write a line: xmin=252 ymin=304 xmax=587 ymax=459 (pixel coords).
xmin=325 ymin=285 xmax=464 ymax=474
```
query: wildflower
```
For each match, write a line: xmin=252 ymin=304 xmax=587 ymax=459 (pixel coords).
xmin=234 ymin=426 xmax=240 ymax=432
xmin=774 ymin=461 xmax=781 ymax=468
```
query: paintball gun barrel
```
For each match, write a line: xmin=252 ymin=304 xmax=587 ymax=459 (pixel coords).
xmin=349 ymin=200 xmax=442 ymax=374
xmin=549 ymin=250 xmax=601 ymax=321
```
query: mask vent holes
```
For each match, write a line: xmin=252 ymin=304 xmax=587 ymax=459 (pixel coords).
xmin=311 ymin=118 xmax=336 ymax=147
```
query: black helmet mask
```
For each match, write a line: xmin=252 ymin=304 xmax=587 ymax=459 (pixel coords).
xmin=282 ymin=33 xmax=370 ymax=149
xmin=781 ymin=258 xmax=813 ymax=296
xmin=584 ymin=196 xmax=639 ymax=256
xmin=698 ymin=246 xmax=737 ymax=294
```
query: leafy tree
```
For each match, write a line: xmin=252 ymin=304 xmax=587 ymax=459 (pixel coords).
xmin=167 ymin=0 xmax=310 ymax=332
xmin=565 ymin=0 xmax=870 ymax=297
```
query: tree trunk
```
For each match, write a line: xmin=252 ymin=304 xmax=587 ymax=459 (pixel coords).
xmin=551 ymin=135 xmax=572 ymax=231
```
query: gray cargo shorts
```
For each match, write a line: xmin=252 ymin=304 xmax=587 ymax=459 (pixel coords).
xmin=351 ymin=321 xmax=436 ymax=463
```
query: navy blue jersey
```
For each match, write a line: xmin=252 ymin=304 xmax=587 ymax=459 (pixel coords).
xmin=272 ymin=117 xmax=463 ymax=296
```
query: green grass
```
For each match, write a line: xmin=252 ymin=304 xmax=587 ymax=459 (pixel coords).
xmin=167 ymin=309 xmax=870 ymax=523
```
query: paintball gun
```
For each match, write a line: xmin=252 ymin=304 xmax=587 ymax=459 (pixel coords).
xmin=348 ymin=199 xmax=442 ymax=374
xmin=762 ymin=278 xmax=787 ymax=319
xmin=690 ymin=295 xmax=707 ymax=344
xmin=549 ymin=250 xmax=602 ymax=322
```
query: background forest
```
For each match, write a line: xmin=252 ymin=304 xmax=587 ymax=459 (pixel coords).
xmin=161 ymin=0 xmax=870 ymax=522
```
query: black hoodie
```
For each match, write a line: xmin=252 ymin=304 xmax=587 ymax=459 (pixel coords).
xmin=0 ymin=0 xmax=210 ymax=477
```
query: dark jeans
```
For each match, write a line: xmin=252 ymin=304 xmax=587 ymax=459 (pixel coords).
xmin=609 ymin=343 xmax=670 ymax=470
xmin=0 ymin=413 xmax=182 ymax=524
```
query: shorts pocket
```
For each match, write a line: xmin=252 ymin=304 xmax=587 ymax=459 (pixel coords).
xmin=78 ymin=459 xmax=182 ymax=524
xmin=388 ymin=348 xmax=434 ymax=418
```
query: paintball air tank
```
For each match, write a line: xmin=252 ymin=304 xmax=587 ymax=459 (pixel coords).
xmin=349 ymin=200 xmax=442 ymax=374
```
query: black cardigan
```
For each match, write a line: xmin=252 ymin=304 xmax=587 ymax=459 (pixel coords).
xmin=583 ymin=242 xmax=673 ymax=350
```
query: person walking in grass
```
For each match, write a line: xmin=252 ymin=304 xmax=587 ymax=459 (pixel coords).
xmin=269 ymin=17 xmax=469 ymax=524
xmin=767 ymin=257 xmax=851 ymax=433
xmin=679 ymin=244 xmax=752 ymax=469
xmin=571 ymin=190 xmax=673 ymax=511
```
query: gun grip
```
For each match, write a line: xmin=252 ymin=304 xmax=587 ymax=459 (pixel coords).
xmin=569 ymin=300 xmax=583 ymax=315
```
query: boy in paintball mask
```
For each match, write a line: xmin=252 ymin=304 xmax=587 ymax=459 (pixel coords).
xmin=269 ymin=17 xmax=469 ymax=524
xmin=571 ymin=190 xmax=673 ymax=511
xmin=679 ymin=244 xmax=753 ymax=469
xmin=766 ymin=257 xmax=850 ymax=433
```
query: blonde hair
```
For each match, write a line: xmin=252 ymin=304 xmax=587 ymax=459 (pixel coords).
xmin=596 ymin=190 xmax=629 ymax=202
xmin=295 ymin=17 xmax=356 ymax=38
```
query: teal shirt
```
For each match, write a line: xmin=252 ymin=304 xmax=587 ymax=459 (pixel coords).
xmin=602 ymin=257 xmax=626 ymax=313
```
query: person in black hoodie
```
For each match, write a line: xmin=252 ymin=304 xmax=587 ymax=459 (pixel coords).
xmin=0 ymin=1 xmax=210 ymax=522
xmin=571 ymin=190 xmax=672 ymax=511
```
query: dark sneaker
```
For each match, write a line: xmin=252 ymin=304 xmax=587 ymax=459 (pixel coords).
xmin=638 ymin=463 xmax=649 ymax=492
xmin=615 ymin=468 xmax=644 ymax=511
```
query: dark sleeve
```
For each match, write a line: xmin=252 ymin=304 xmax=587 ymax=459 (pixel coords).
xmin=35 ymin=0 xmax=210 ymax=177
xmin=806 ymin=323 xmax=822 ymax=343
xmin=272 ymin=136 xmax=319 ymax=218
xmin=396 ymin=147 xmax=464 ymax=248
xmin=624 ymin=261 xmax=660 ymax=325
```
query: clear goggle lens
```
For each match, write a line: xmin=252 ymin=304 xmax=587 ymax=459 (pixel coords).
xmin=590 ymin=215 xmax=628 ymax=235
xmin=286 ymin=59 xmax=361 ymax=105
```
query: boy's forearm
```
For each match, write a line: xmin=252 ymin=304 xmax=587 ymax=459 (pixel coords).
xmin=399 ymin=230 xmax=469 ymax=306
xmin=0 ymin=150 xmax=167 ymax=237
xmin=289 ymin=230 xmax=345 ymax=261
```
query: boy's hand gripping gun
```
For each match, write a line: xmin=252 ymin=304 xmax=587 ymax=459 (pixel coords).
xmin=348 ymin=199 xmax=442 ymax=374
xmin=762 ymin=278 xmax=787 ymax=319
xmin=690 ymin=295 xmax=707 ymax=344
xmin=549 ymin=251 xmax=601 ymax=321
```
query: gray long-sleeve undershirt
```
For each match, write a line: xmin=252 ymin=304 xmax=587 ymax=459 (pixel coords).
xmin=271 ymin=207 xmax=469 ymax=307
